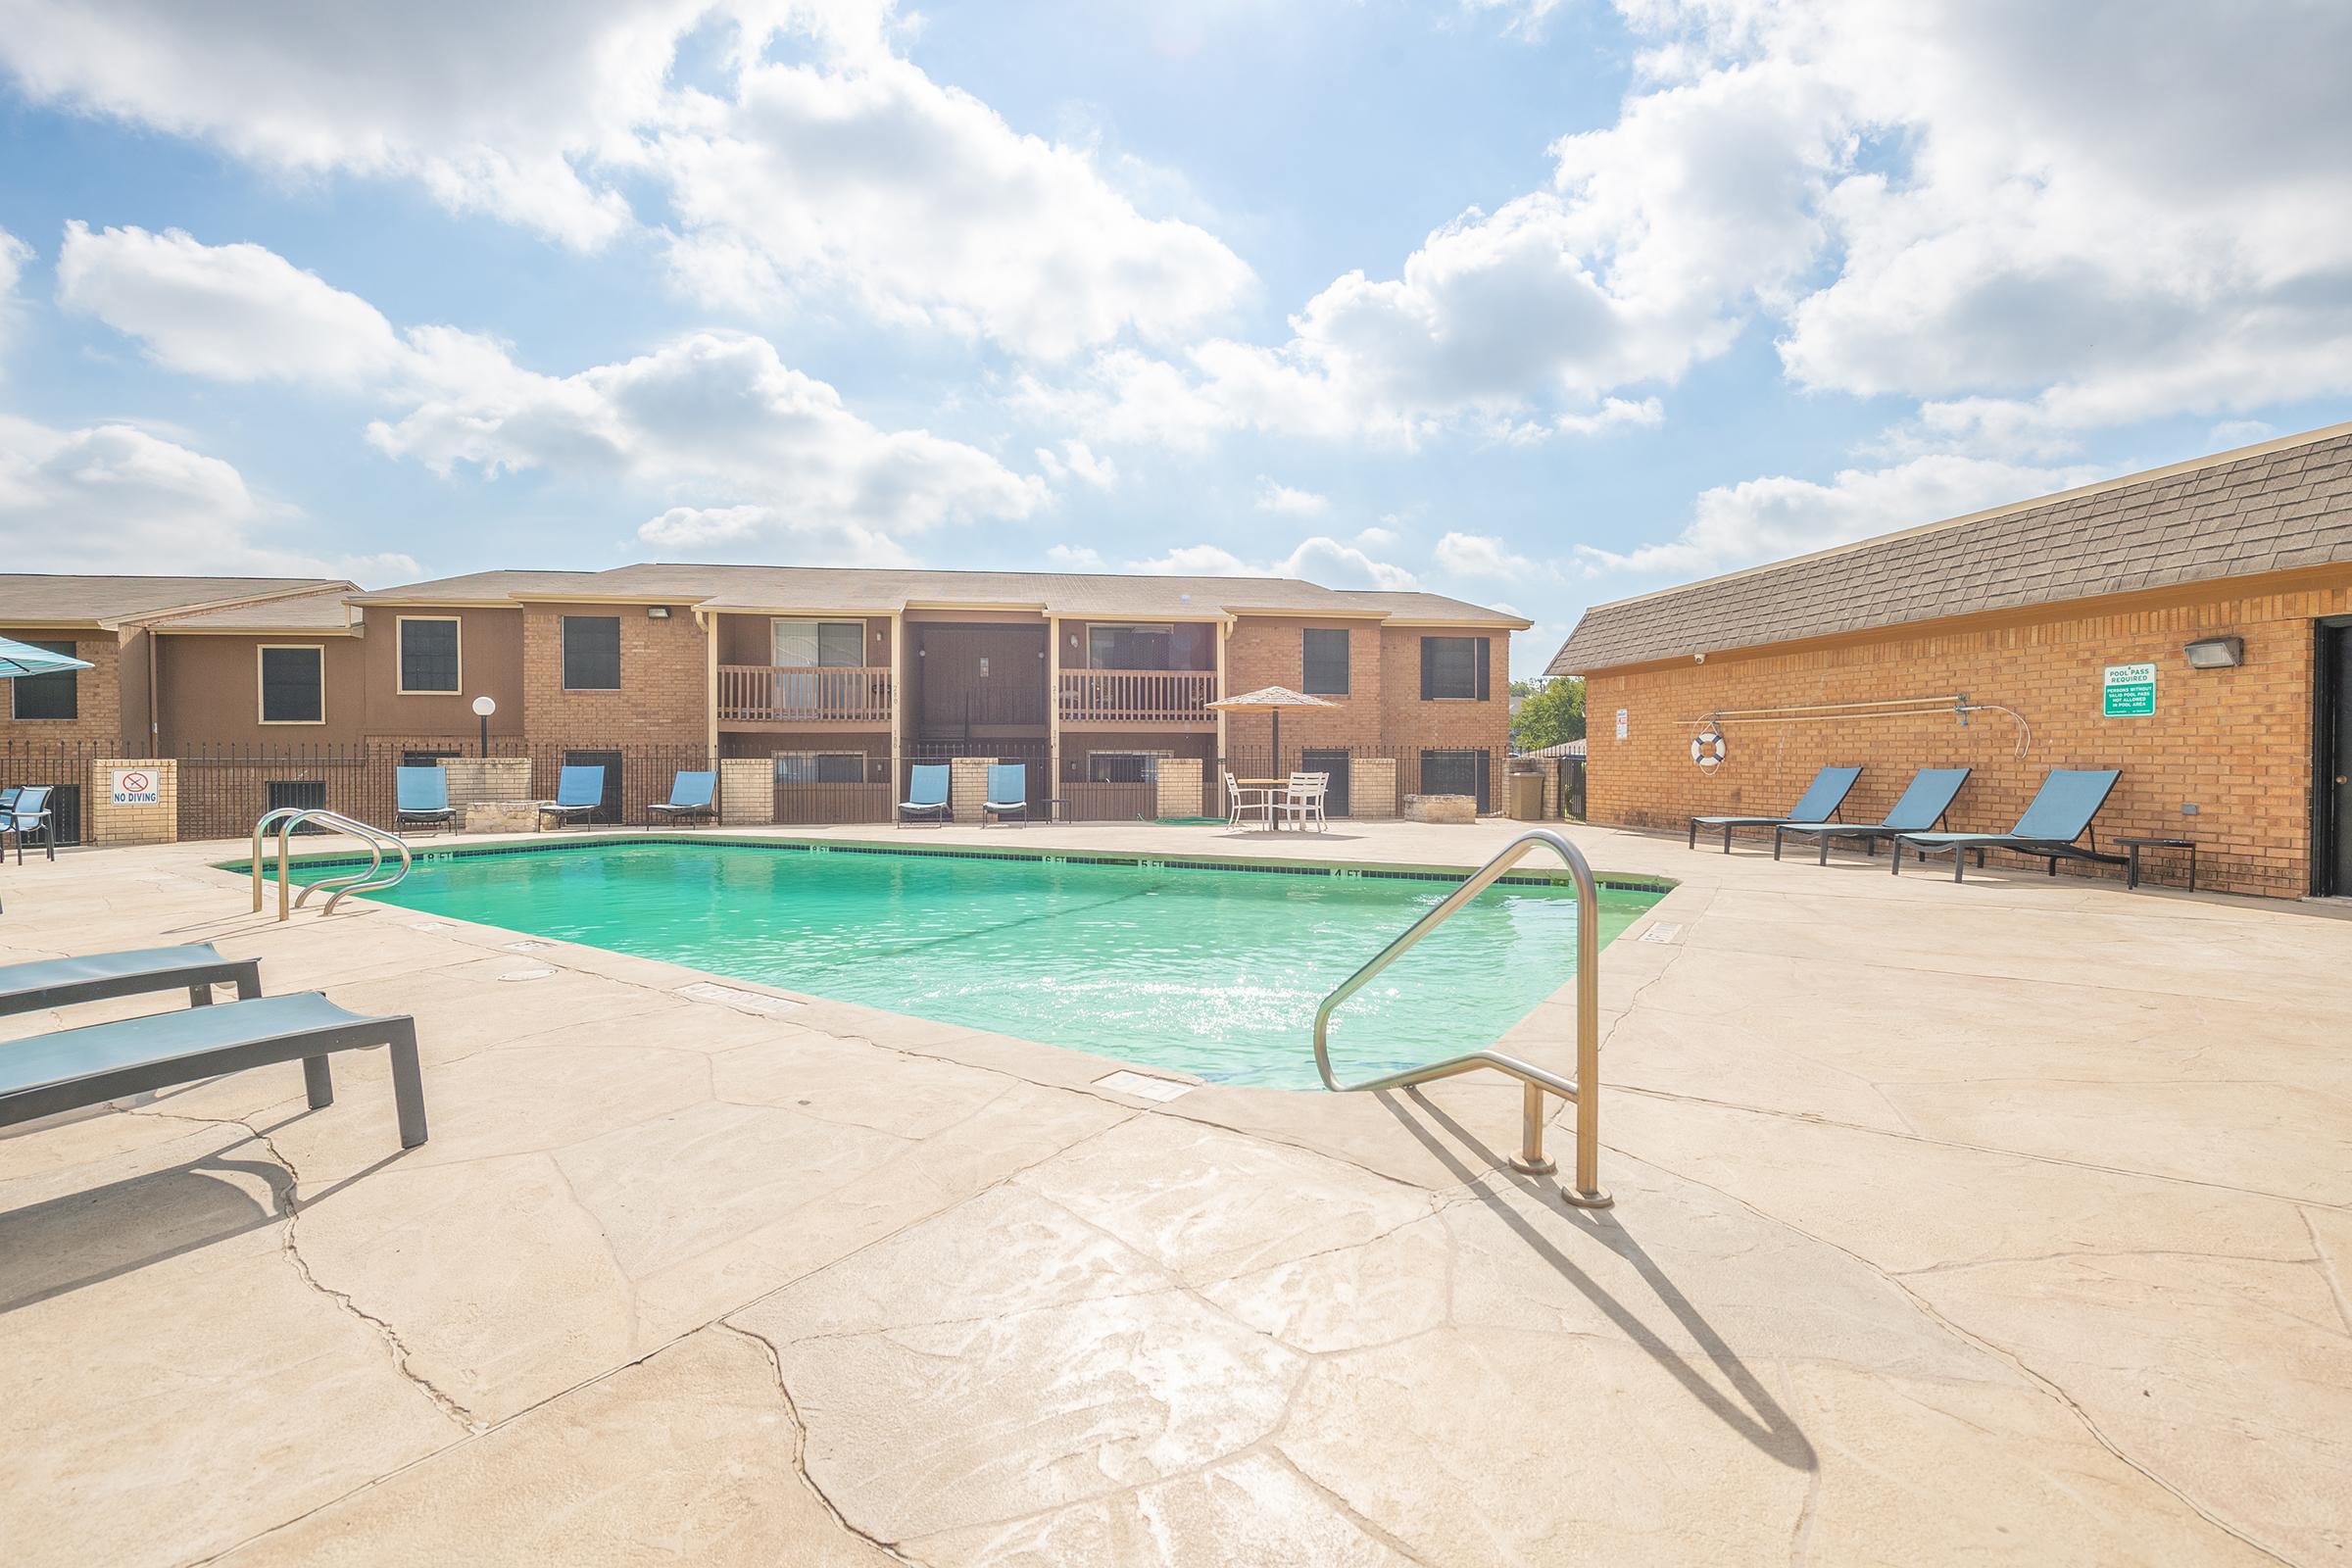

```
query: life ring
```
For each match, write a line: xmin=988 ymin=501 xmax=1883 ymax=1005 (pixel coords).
xmin=1690 ymin=729 xmax=1727 ymax=770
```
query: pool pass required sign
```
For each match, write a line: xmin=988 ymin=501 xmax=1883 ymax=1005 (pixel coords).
xmin=2102 ymin=662 xmax=2157 ymax=717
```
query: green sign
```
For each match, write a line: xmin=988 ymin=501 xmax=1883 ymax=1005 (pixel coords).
xmin=2102 ymin=662 xmax=2157 ymax=717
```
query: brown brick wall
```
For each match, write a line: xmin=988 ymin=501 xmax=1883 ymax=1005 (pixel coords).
xmin=1584 ymin=572 xmax=2352 ymax=898
xmin=1224 ymin=617 xmax=1385 ymax=759
xmin=521 ymin=603 xmax=710 ymax=751
xmin=0 ymin=627 xmax=123 ymax=748
xmin=1376 ymin=627 xmax=1510 ymax=798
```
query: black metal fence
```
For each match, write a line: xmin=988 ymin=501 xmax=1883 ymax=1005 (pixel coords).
xmin=0 ymin=740 xmax=104 ymax=845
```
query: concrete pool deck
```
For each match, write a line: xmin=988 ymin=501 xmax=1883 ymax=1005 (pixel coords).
xmin=2 ymin=818 xmax=2347 ymax=1564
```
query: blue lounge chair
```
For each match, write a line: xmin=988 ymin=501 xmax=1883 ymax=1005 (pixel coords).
xmin=900 ymin=763 xmax=950 ymax=827
xmin=1893 ymin=768 xmax=2125 ymax=883
xmin=538 ymin=765 xmax=606 ymax=831
xmin=650 ymin=769 xmax=717 ymax=829
xmin=983 ymin=763 xmax=1027 ymax=828
xmin=5 ymin=784 xmax=55 ymax=863
xmin=396 ymin=765 xmax=459 ymax=836
xmin=0 ymin=992 xmax=427 ymax=1149
xmin=0 ymin=942 xmax=260 ymax=1016
xmin=1688 ymin=766 xmax=1860 ymax=854
xmin=1775 ymin=767 xmax=1971 ymax=864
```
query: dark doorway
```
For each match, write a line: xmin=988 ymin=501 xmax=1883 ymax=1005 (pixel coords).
xmin=266 ymin=778 xmax=328 ymax=834
xmin=2319 ymin=619 xmax=2352 ymax=897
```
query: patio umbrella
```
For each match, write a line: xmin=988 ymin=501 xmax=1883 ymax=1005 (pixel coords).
xmin=1204 ymin=684 xmax=1336 ymax=776
xmin=0 ymin=635 xmax=92 ymax=679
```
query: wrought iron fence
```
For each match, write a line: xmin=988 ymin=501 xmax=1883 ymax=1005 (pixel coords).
xmin=0 ymin=739 xmax=106 ymax=845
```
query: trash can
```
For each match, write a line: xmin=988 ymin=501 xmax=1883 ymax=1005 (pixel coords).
xmin=1507 ymin=771 xmax=1545 ymax=821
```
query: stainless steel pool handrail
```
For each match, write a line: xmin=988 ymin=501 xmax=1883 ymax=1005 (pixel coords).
xmin=253 ymin=808 xmax=413 ymax=920
xmin=1311 ymin=828 xmax=1611 ymax=1208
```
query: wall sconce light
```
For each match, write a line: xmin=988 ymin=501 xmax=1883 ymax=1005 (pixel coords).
xmin=2181 ymin=636 xmax=2243 ymax=669
xmin=647 ymin=606 xmax=670 ymax=618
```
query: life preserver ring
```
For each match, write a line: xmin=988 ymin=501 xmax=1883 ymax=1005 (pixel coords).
xmin=1690 ymin=729 xmax=1727 ymax=770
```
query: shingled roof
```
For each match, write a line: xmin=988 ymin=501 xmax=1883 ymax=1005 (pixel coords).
xmin=1549 ymin=421 xmax=2352 ymax=674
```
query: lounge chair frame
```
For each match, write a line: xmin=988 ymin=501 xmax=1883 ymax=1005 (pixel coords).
xmin=1774 ymin=767 xmax=1971 ymax=865
xmin=0 ymin=992 xmax=428 ymax=1149
xmin=900 ymin=764 xmax=951 ymax=828
xmin=1688 ymin=766 xmax=1861 ymax=854
xmin=538 ymin=765 xmax=606 ymax=831
xmin=0 ymin=943 xmax=261 ymax=1018
xmin=982 ymin=763 xmax=1028 ymax=828
xmin=394 ymin=766 xmax=460 ymax=837
xmin=6 ymin=784 xmax=56 ymax=863
xmin=648 ymin=769 xmax=718 ymax=829
xmin=1892 ymin=768 xmax=2127 ymax=883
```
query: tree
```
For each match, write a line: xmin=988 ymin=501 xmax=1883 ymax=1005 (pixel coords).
xmin=1510 ymin=676 xmax=1586 ymax=752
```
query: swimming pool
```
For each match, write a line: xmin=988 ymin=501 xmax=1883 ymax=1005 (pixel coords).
xmin=278 ymin=840 xmax=1665 ymax=1091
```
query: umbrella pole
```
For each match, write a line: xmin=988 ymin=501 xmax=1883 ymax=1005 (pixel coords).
xmin=1272 ymin=712 xmax=1281 ymax=778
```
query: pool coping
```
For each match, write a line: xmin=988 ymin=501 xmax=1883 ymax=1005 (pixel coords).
xmin=223 ymin=829 xmax=1680 ymax=899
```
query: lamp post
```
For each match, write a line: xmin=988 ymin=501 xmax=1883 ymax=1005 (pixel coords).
xmin=471 ymin=695 xmax=496 ymax=758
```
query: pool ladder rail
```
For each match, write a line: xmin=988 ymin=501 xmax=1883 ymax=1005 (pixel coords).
xmin=1312 ymin=827 xmax=1612 ymax=1208
xmin=250 ymin=808 xmax=414 ymax=921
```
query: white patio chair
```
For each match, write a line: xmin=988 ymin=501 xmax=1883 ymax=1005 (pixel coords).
xmin=1282 ymin=771 xmax=1331 ymax=832
xmin=1224 ymin=770 xmax=1275 ymax=830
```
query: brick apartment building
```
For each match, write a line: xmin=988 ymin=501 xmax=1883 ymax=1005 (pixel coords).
xmin=1 ymin=563 xmax=1521 ymax=838
xmin=1549 ymin=420 xmax=2352 ymax=899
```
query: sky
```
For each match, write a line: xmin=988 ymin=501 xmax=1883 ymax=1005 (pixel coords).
xmin=1 ymin=0 xmax=2347 ymax=677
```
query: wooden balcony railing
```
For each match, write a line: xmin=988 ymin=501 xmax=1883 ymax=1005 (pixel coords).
xmin=718 ymin=665 xmax=892 ymax=726
xmin=1058 ymin=669 xmax=1216 ymax=725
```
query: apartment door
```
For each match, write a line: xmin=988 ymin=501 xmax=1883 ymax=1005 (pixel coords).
xmin=2320 ymin=620 xmax=2352 ymax=897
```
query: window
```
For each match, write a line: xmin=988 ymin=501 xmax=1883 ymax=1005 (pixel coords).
xmin=770 ymin=619 xmax=865 ymax=667
xmin=1419 ymin=749 xmax=1492 ymax=812
xmin=397 ymin=617 xmax=461 ymax=693
xmin=775 ymin=752 xmax=868 ymax=784
xmin=1419 ymin=635 xmax=1490 ymax=701
xmin=1302 ymin=628 xmax=1349 ymax=696
xmin=1089 ymin=624 xmax=1174 ymax=670
xmin=10 ymin=639 xmax=77 ymax=719
xmin=1087 ymin=751 xmax=1169 ymax=783
xmin=258 ymin=646 xmax=325 ymax=724
xmin=562 ymin=615 xmax=621 ymax=691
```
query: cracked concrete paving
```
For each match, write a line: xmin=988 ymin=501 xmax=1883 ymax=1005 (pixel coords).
xmin=2 ymin=817 xmax=2349 ymax=1564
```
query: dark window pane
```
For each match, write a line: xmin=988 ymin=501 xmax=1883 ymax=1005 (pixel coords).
xmin=1302 ymin=628 xmax=1349 ymax=695
xmin=1088 ymin=753 xmax=1159 ymax=783
xmin=1422 ymin=637 xmax=1478 ymax=700
xmin=260 ymin=647 xmax=324 ymax=723
xmin=1088 ymin=625 xmax=1171 ymax=670
xmin=399 ymin=618 xmax=460 ymax=692
xmin=11 ymin=639 xmax=78 ymax=719
xmin=776 ymin=753 xmax=866 ymax=784
xmin=562 ymin=616 xmax=621 ymax=690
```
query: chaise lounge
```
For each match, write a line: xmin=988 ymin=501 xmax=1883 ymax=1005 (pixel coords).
xmin=0 ymin=992 xmax=429 ymax=1148
xmin=538 ymin=765 xmax=606 ymax=831
xmin=0 ymin=942 xmax=260 ymax=1016
xmin=1892 ymin=767 xmax=2125 ymax=883
xmin=1688 ymin=766 xmax=1861 ymax=854
xmin=983 ymin=763 xmax=1027 ymax=827
xmin=649 ymin=769 xmax=718 ymax=829
xmin=900 ymin=763 xmax=950 ymax=827
xmin=1774 ymin=767 xmax=1970 ymax=864
xmin=395 ymin=765 xmax=460 ymax=836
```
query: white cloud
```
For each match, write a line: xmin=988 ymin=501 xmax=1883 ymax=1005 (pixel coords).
xmin=1044 ymin=543 xmax=1106 ymax=570
xmin=57 ymin=222 xmax=411 ymax=384
xmin=1252 ymin=477 xmax=1328 ymax=516
xmin=0 ymin=226 xmax=31 ymax=366
xmin=1126 ymin=534 xmax=1416 ymax=590
xmin=51 ymin=226 xmax=1048 ymax=557
xmin=1550 ymin=396 xmax=1665 ymax=439
xmin=0 ymin=2 xmax=1255 ymax=356
xmin=1035 ymin=440 xmax=1116 ymax=489
xmin=1577 ymin=452 xmax=2103 ymax=578
xmin=0 ymin=414 xmax=413 ymax=577
xmin=1434 ymin=530 xmax=1549 ymax=580
xmin=1354 ymin=524 xmax=1400 ymax=550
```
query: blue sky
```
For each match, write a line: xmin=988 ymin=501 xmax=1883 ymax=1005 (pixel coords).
xmin=2 ymin=0 xmax=2348 ymax=675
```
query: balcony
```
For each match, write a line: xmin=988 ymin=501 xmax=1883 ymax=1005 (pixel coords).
xmin=718 ymin=665 xmax=892 ymax=728
xmin=1058 ymin=668 xmax=1216 ymax=728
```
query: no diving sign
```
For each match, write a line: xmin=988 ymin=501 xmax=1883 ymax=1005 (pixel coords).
xmin=111 ymin=768 xmax=160 ymax=807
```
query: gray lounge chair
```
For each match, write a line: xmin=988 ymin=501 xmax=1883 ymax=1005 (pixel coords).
xmin=983 ymin=763 xmax=1027 ymax=827
xmin=0 ymin=992 xmax=427 ymax=1148
xmin=649 ymin=769 xmax=717 ymax=829
xmin=1688 ymin=766 xmax=1861 ymax=854
xmin=1893 ymin=768 xmax=2125 ymax=883
xmin=5 ymin=784 xmax=55 ymax=863
xmin=0 ymin=943 xmax=260 ymax=1017
xmin=901 ymin=764 xmax=950 ymax=827
xmin=396 ymin=766 xmax=459 ymax=836
xmin=1775 ymin=768 xmax=1970 ymax=864
xmin=539 ymin=765 xmax=606 ymax=831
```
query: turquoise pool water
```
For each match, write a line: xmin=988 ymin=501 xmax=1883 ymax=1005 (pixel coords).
xmin=281 ymin=842 xmax=1664 ymax=1090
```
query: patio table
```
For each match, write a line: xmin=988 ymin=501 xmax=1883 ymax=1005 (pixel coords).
xmin=1234 ymin=778 xmax=1292 ymax=830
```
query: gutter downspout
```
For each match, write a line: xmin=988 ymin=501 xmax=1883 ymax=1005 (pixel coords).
xmin=1046 ymin=613 xmax=1060 ymax=808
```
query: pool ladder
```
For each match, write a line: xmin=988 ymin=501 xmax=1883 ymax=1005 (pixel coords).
xmin=1312 ymin=828 xmax=1613 ymax=1207
xmin=250 ymin=808 xmax=414 ymax=921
